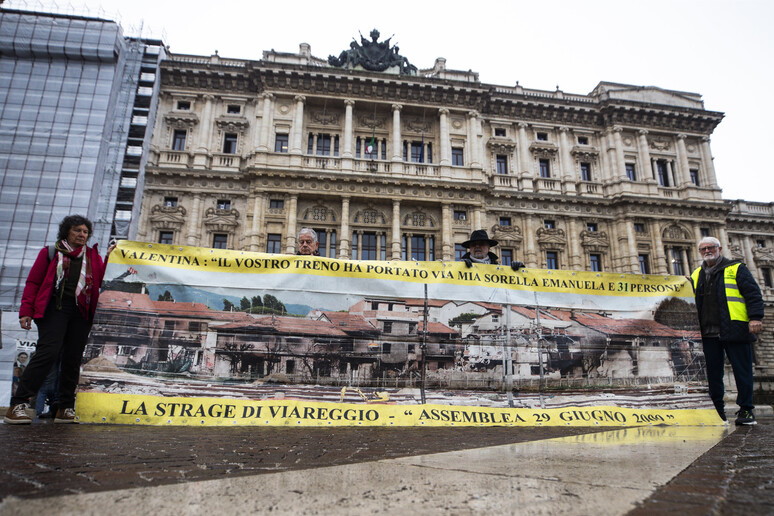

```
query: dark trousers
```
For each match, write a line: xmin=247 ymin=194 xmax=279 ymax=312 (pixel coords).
xmin=702 ymin=337 xmax=754 ymax=411
xmin=11 ymin=297 xmax=91 ymax=409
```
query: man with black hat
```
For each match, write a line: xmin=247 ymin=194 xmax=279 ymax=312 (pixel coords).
xmin=458 ymin=229 xmax=525 ymax=270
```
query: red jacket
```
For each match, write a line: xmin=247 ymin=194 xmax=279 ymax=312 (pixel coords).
xmin=20 ymin=245 xmax=107 ymax=322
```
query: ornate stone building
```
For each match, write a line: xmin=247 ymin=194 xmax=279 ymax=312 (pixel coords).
xmin=136 ymin=36 xmax=774 ymax=374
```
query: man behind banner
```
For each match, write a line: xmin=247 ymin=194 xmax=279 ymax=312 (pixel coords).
xmin=296 ymin=228 xmax=320 ymax=256
xmin=458 ymin=229 xmax=524 ymax=270
xmin=691 ymin=236 xmax=764 ymax=425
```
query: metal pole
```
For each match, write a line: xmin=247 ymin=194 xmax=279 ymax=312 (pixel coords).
xmin=505 ymin=303 xmax=514 ymax=408
xmin=534 ymin=292 xmax=545 ymax=409
xmin=420 ymin=283 xmax=428 ymax=404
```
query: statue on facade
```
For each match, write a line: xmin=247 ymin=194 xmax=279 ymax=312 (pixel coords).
xmin=328 ymin=29 xmax=417 ymax=75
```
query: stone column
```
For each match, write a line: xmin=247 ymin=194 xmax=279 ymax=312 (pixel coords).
xmin=186 ymin=194 xmax=203 ymax=246
xmin=439 ymin=108 xmax=451 ymax=166
xmin=257 ymin=93 xmax=273 ymax=152
xmin=285 ymin=195 xmax=298 ymax=254
xmin=559 ymin=127 xmax=575 ymax=187
xmin=567 ymin=218 xmax=582 ymax=269
xmin=637 ymin=130 xmax=653 ymax=182
xmin=391 ymin=104 xmax=403 ymax=162
xmin=339 ymin=197 xmax=350 ymax=259
xmin=198 ymin=95 xmax=214 ymax=150
xmin=613 ymin=126 xmax=627 ymax=180
xmin=676 ymin=134 xmax=691 ymax=186
xmin=290 ymin=95 xmax=306 ymax=155
xmin=391 ymin=200 xmax=401 ymax=260
xmin=603 ymin=129 xmax=618 ymax=183
xmin=651 ymin=222 xmax=667 ymax=274
xmin=250 ymin=193 xmax=266 ymax=251
xmin=718 ymin=224 xmax=730 ymax=252
xmin=651 ymin=159 xmax=660 ymax=183
xmin=523 ymin=215 xmax=538 ymax=267
xmin=467 ymin=111 xmax=482 ymax=169
xmin=624 ymin=219 xmax=639 ymax=273
xmin=517 ymin=122 xmax=531 ymax=175
xmin=701 ymin=136 xmax=718 ymax=188
xmin=474 ymin=206 xmax=484 ymax=230
xmin=342 ymin=99 xmax=355 ymax=159
xmin=742 ymin=235 xmax=757 ymax=276
xmin=441 ymin=203 xmax=452 ymax=261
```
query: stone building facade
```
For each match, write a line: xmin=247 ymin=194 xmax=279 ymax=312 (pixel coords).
xmin=136 ymin=41 xmax=774 ymax=375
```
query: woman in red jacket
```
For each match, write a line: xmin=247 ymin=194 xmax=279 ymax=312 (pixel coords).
xmin=4 ymin=215 xmax=115 ymax=424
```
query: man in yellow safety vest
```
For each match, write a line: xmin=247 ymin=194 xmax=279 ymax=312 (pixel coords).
xmin=691 ymin=236 xmax=764 ymax=425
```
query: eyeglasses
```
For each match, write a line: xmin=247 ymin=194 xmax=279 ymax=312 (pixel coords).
xmin=698 ymin=245 xmax=719 ymax=253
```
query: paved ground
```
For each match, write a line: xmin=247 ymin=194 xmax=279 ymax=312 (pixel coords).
xmin=0 ymin=417 xmax=772 ymax=515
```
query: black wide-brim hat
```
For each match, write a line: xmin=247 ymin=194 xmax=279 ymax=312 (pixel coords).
xmin=461 ymin=229 xmax=498 ymax=248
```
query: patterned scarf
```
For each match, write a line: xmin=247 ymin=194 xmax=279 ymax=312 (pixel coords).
xmin=54 ymin=239 xmax=92 ymax=318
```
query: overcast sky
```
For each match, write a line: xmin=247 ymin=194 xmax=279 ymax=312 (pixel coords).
xmin=7 ymin=0 xmax=773 ymax=202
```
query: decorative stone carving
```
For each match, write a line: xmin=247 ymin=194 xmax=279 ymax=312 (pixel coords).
xmin=164 ymin=112 xmax=199 ymax=129
xmin=529 ymin=141 xmax=558 ymax=158
xmin=649 ymin=137 xmax=671 ymax=151
xmin=662 ymin=224 xmax=691 ymax=242
xmin=405 ymin=117 xmax=432 ymax=134
xmin=491 ymin=224 xmax=523 ymax=245
xmin=536 ymin=227 xmax=566 ymax=249
xmin=580 ymin=230 xmax=609 ymax=251
xmin=486 ymin=137 xmax=516 ymax=154
xmin=353 ymin=208 xmax=386 ymax=224
xmin=203 ymin=207 xmax=240 ymax=233
xmin=311 ymin=111 xmax=340 ymax=126
xmin=570 ymin=145 xmax=600 ymax=162
xmin=215 ymin=115 xmax=249 ymax=132
xmin=149 ymin=204 xmax=187 ymax=230
xmin=357 ymin=114 xmax=386 ymax=129
xmin=753 ymin=247 xmax=774 ymax=266
xmin=327 ymin=29 xmax=417 ymax=75
xmin=302 ymin=205 xmax=337 ymax=222
xmin=728 ymin=244 xmax=745 ymax=261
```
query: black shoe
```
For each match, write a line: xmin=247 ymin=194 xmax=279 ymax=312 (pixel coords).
xmin=735 ymin=409 xmax=756 ymax=426
xmin=715 ymin=406 xmax=727 ymax=421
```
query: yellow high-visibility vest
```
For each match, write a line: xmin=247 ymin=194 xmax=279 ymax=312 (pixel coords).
xmin=692 ymin=263 xmax=749 ymax=322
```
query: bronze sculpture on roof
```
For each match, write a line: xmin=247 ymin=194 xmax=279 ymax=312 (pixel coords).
xmin=328 ymin=29 xmax=417 ymax=75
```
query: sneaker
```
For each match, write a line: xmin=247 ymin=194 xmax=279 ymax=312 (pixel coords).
xmin=735 ymin=409 xmax=757 ymax=426
xmin=4 ymin=403 xmax=32 ymax=425
xmin=54 ymin=407 xmax=77 ymax=424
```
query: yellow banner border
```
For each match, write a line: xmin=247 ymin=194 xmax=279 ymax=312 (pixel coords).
xmin=75 ymin=392 xmax=723 ymax=427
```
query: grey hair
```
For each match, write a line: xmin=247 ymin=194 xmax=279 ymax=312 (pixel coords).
xmin=699 ymin=236 xmax=721 ymax=248
xmin=298 ymin=227 xmax=318 ymax=243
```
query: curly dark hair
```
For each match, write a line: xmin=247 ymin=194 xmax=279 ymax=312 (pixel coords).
xmin=56 ymin=215 xmax=93 ymax=243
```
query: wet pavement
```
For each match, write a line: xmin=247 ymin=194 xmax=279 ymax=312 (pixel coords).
xmin=0 ymin=417 xmax=772 ymax=515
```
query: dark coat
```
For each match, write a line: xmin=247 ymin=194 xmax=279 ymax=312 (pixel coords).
xmin=693 ymin=257 xmax=764 ymax=343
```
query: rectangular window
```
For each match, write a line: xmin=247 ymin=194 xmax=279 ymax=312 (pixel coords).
xmin=577 ymin=136 xmax=589 ymax=145
xmin=172 ymin=129 xmax=186 ymax=151
xmin=700 ymin=227 xmax=710 ymax=237
xmin=383 ymin=321 xmax=392 ymax=334
xmin=590 ymin=253 xmax=602 ymax=272
xmin=316 ymin=134 xmax=332 ymax=156
xmin=453 ymin=210 xmax=467 ymax=221
xmin=382 ymin=342 xmax=392 ymax=354
xmin=501 ymin=249 xmax=513 ymax=266
xmin=536 ymin=132 xmax=548 ymax=141
xmin=539 ymin=159 xmax=551 ymax=178
xmin=544 ymin=220 xmax=555 ymax=229
xmin=217 ymin=199 xmax=231 ymax=210
xmin=496 ymin=155 xmax=508 ymax=175
xmin=762 ymin=267 xmax=772 ymax=288
xmin=227 ymin=104 xmax=241 ymax=114
xmin=499 ymin=217 xmax=511 ymax=227
xmin=639 ymin=254 xmax=650 ymax=274
xmin=212 ymin=233 xmax=228 ymax=249
xmin=176 ymin=100 xmax=190 ymax=110
xmin=361 ymin=232 xmax=377 ymax=260
xmin=586 ymin=222 xmax=597 ymax=232
xmin=626 ymin=163 xmax=636 ymax=181
xmin=286 ymin=360 xmax=295 ymax=374
xmin=269 ymin=199 xmax=284 ymax=209
xmin=757 ymin=240 xmax=766 ymax=248
xmin=455 ymin=244 xmax=466 ymax=261
xmin=266 ymin=234 xmax=282 ymax=254
xmin=546 ymin=251 xmax=558 ymax=270
xmin=223 ymin=133 xmax=238 ymax=154
xmin=580 ymin=162 xmax=592 ymax=181
xmin=690 ymin=169 xmax=700 ymax=185
xmin=410 ymin=142 xmax=424 ymax=163
xmin=411 ymin=235 xmax=426 ymax=261
xmin=452 ymin=147 xmax=464 ymax=166
xmin=494 ymin=128 xmax=506 ymax=137
xmin=164 ymin=196 xmax=178 ymax=207
xmin=671 ymin=248 xmax=684 ymax=275
xmin=657 ymin=160 xmax=670 ymax=187
xmin=274 ymin=134 xmax=288 ymax=153
xmin=634 ymin=223 xmax=645 ymax=233
xmin=158 ymin=231 xmax=173 ymax=244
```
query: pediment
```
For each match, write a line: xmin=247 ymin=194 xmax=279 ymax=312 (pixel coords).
xmin=536 ymin=227 xmax=566 ymax=245
xmin=580 ymin=230 xmax=609 ymax=247
xmin=164 ymin=112 xmax=199 ymax=128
